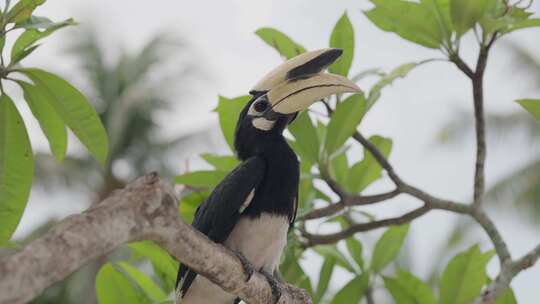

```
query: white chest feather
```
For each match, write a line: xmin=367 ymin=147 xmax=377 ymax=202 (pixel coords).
xmin=225 ymin=214 xmax=289 ymax=272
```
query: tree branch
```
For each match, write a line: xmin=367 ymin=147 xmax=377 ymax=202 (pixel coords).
xmin=480 ymin=243 xmax=540 ymax=303
xmin=0 ymin=174 xmax=311 ymax=304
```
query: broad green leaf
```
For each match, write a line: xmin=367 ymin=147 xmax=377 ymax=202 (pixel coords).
xmin=480 ymin=4 xmax=529 ymax=34
xmin=96 ymin=263 xmax=146 ymax=304
xmin=175 ymin=170 xmax=228 ymax=189
xmin=315 ymin=258 xmax=335 ymax=303
xmin=214 ymin=95 xmax=250 ymax=151
xmin=368 ymin=62 xmax=420 ymax=109
xmin=11 ymin=44 xmax=39 ymax=65
xmin=329 ymin=13 xmax=355 ymax=76
xmin=516 ymin=99 xmax=540 ymax=120
xmin=365 ymin=0 xmax=443 ymax=49
xmin=329 ymin=150 xmax=349 ymax=186
xmin=255 ymin=28 xmax=306 ymax=59
xmin=422 ymin=0 xmax=454 ymax=44
xmin=496 ymin=287 xmax=517 ymax=304
xmin=11 ymin=18 xmax=75 ymax=62
xmin=439 ymin=245 xmax=495 ymax=304
xmin=281 ymin=257 xmax=313 ymax=295
xmin=330 ymin=272 xmax=369 ymax=304
xmin=297 ymin=172 xmax=315 ymax=214
xmin=117 ymin=262 xmax=168 ymax=302
xmin=19 ymin=68 xmax=109 ymax=164
xmin=178 ymin=191 xmax=208 ymax=224
xmin=384 ymin=269 xmax=436 ymax=304
xmin=17 ymin=80 xmax=67 ymax=160
xmin=129 ymin=241 xmax=179 ymax=292
xmin=0 ymin=94 xmax=34 ymax=244
xmin=503 ymin=18 xmax=540 ymax=33
xmin=5 ymin=0 xmax=45 ymax=24
xmin=450 ymin=0 xmax=491 ymax=36
xmin=346 ymin=237 xmax=364 ymax=270
xmin=288 ymin=111 xmax=319 ymax=163
xmin=371 ymin=224 xmax=410 ymax=273
xmin=325 ymin=94 xmax=366 ymax=155
xmin=201 ymin=154 xmax=238 ymax=171
xmin=346 ymin=136 xmax=392 ymax=193
xmin=314 ymin=245 xmax=356 ymax=273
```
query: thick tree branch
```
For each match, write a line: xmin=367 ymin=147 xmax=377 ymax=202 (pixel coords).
xmin=0 ymin=174 xmax=311 ymax=304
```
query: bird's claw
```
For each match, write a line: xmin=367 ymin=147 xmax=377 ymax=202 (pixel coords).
xmin=260 ymin=269 xmax=282 ymax=304
xmin=233 ymin=250 xmax=254 ymax=282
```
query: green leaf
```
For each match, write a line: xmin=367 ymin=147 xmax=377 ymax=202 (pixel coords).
xmin=214 ymin=95 xmax=250 ymax=151
xmin=178 ymin=191 xmax=208 ymax=224
xmin=313 ymin=245 xmax=356 ymax=273
xmin=19 ymin=68 xmax=109 ymax=164
xmin=11 ymin=44 xmax=39 ymax=65
xmin=201 ymin=154 xmax=238 ymax=171
xmin=422 ymin=0 xmax=454 ymax=44
xmin=346 ymin=136 xmax=392 ymax=193
xmin=503 ymin=18 xmax=540 ymax=33
xmin=365 ymin=0 xmax=443 ymax=49
xmin=329 ymin=12 xmax=355 ymax=76
xmin=450 ymin=0 xmax=491 ymax=36
xmin=368 ymin=62 xmax=420 ymax=109
xmin=117 ymin=262 xmax=168 ymax=302
xmin=96 ymin=263 xmax=146 ymax=304
xmin=175 ymin=170 xmax=228 ymax=189
xmin=17 ymin=15 xmax=75 ymax=29
xmin=384 ymin=269 xmax=436 ymax=304
xmin=371 ymin=224 xmax=410 ymax=273
xmin=329 ymin=150 xmax=349 ymax=186
xmin=325 ymin=94 xmax=366 ymax=155
xmin=255 ymin=28 xmax=306 ymax=59
xmin=5 ymin=0 xmax=46 ymax=24
xmin=330 ymin=272 xmax=369 ymax=304
xmin=439 ymin=245 xmax=495 ymax=304
xmin=11 ymin=18 xmax=75 ymax=63
xmin=17 ymin=80 xmax=67 ymax=160
xmin=129 ymin=241 xmax=179 ymax=292
xmin=346 ymin=237 xmax=364 ymax=270
xmin=0 ymin=94 xmax=34 ymax=244
xmin=516 ymin=99 xmax=540 ymax=120
xmin=315 ymin=258 xmax=335 ymax=303
xmin=281 ymin=256 xmax=313 ymax=295
xmin=288 ymin=111 xmax=319 ymax=163
xmin=495 ymin=287 xmax=517 ymax=304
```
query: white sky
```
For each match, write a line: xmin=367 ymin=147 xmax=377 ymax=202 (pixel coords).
xmin=10 ymin=0 xmax=540 ymax=302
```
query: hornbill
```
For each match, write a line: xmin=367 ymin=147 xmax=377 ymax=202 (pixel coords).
xmin=176 ymin=48 xmax=360 ymax=304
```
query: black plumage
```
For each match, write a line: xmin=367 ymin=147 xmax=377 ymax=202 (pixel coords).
xmin=176 ymin=96 xmax=299 ymax=301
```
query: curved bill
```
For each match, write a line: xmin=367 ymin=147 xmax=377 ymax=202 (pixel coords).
xmin=268 ymin=73 xmax=361 ymax=114
xmin=251 ymin=48 xmax=362 ymax=115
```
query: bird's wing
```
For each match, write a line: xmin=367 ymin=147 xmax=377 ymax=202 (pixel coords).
xmin=176 ymin=156 xmax=266 ymax=297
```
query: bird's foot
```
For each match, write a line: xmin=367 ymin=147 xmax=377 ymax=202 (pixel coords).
xmin=260 ymin=269 xmax=282 ymax=304
xmin=232 ymin=250 xmax=254 ymax=282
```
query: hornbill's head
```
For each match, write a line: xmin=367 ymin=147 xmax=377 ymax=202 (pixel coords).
xmin=235 ymin=48 xmax=361 ymax=160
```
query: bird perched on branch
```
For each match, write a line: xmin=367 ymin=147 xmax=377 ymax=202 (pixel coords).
xmin=176 ymin=48 xmax=361 ymax=304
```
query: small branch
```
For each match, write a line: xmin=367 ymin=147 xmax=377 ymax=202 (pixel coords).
xmin=449 ymin=54 xmax=475 ymax=79
xmin=301 ymin=190 xmax=400 ymax=220
xmin=471 ymin=209 xmax=511 ymax=265
xmin=0 ymin=174 xmax=311 ymax=304
xmin=480 ymin=243 xmax=540 ymax=303
xmin=302 ymin=205 xmax=430 ymax=247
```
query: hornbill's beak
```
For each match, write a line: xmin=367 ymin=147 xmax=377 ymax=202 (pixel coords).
xmin=250 ymin=48 xmax=361 ymax=115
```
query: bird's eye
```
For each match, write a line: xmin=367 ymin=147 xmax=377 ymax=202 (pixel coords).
xmin=254 ymin=101 xmax=268 ymax=113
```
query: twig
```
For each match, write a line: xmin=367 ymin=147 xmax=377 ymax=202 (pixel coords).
xmin=301 ymin=190 xmax=400 ymax=220
xmin=302 ymin=205 xmax=430 ymax=246
xmin=0 ymin=174 xmax=311 ymax=304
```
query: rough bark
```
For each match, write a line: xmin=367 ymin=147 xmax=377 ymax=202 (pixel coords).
xmin=0 ymin=173 xmax=311 ymax=304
